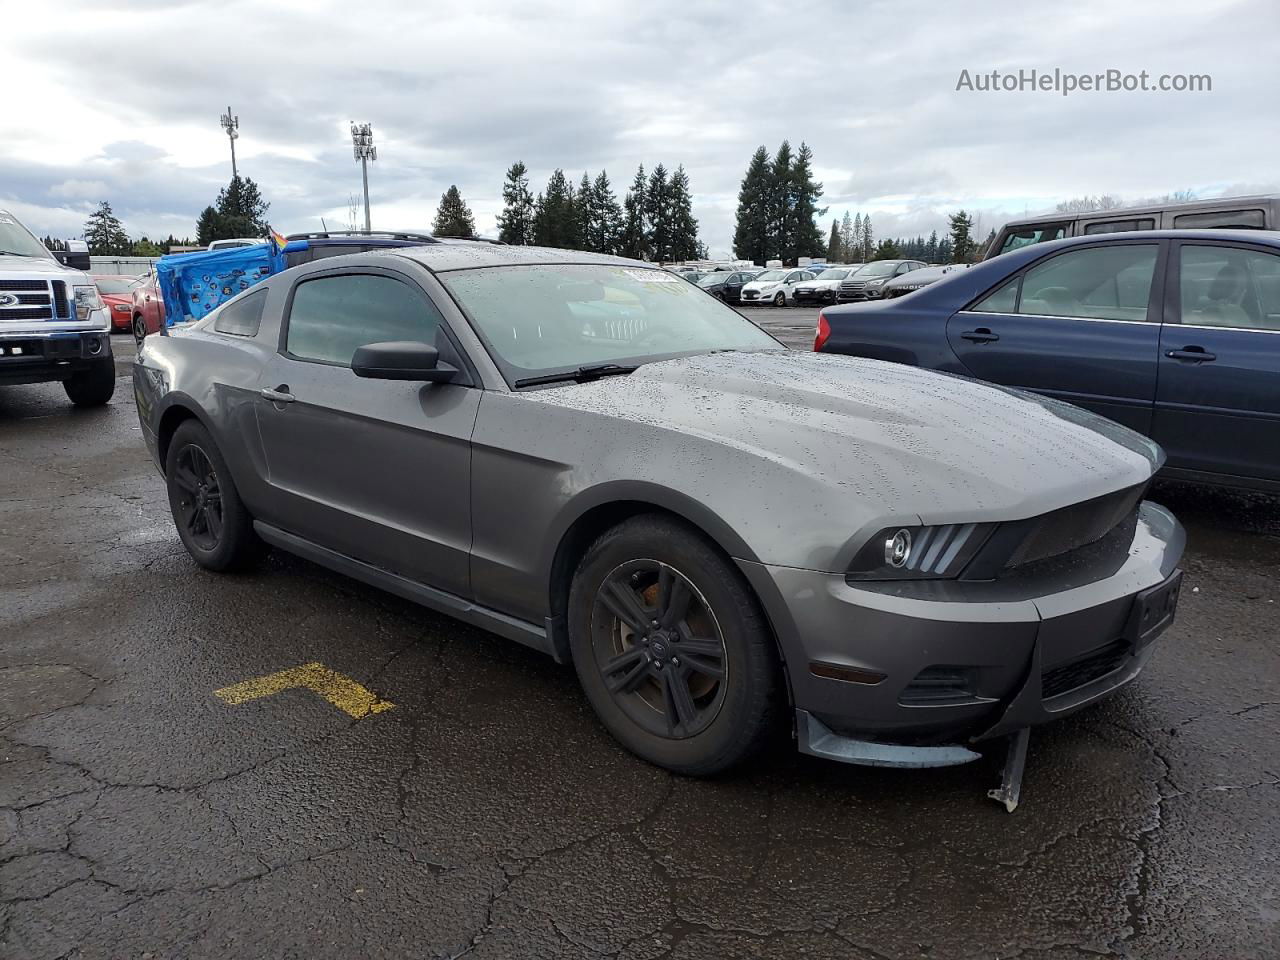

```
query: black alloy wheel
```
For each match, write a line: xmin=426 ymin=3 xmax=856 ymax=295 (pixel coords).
xmin=592 ymin=560 xmax=728 ymax=739
xmin=171 ymin=443 xmax=223 ymax=551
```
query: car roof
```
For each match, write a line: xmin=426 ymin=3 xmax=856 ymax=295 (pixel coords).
xmin=385 ymin=243 xmax=652 ymax=273
xmin=1019 ymin=228 xmax=1280 ymax=250
xmin=1001 ymin=194 xmax=1280 ymax=228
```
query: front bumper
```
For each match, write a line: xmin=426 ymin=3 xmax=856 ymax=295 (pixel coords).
xmin=793 ymin=288 xmax=837 ymax=304
xmin=738 ymin=501 xmax=1184 ymax=746
xmin=0 ymin=331 xmax=113 ymax=385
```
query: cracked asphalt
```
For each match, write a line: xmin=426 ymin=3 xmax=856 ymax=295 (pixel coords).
xmin=1 ymin=330 xmax=1277 ymax=959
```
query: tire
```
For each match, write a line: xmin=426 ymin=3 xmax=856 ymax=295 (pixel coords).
xmin=133 ymin=314 xmax=147 ymax=345
xmin=164 ymin=420 xmax=264 ymax=572
xmin=63 ymin=357 xmax=116 ymax=407
xmin=568 ymin=514 xmax=782 ymax=776
xmin=773 ymin=291 xmax=786 ymax=307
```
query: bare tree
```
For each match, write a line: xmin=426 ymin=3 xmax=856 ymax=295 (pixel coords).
xmin=1054 ymin=194 xmax=1124 ymax=214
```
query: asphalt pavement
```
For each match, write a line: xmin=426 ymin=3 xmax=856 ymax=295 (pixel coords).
xmin=1 ymin=330 xmax=1277 ymax=959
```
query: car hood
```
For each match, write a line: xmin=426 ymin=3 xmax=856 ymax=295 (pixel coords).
xmin=526 ymin=350 xmax=1161 ymax=527
xmin=0 ymin=254 xmax=84 ymax=278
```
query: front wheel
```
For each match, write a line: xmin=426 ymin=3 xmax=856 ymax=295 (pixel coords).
xmin=132 ymin=314 xmax=147 ymax=345
xmin=773 ymin=291 xmax=786 ymax=307
xmin=165 ymin=420 xmax=264 ymax=572
xmin=568 ymin=515 xmax=782 ymax=776
xmin=63 ymin=357 xmax=116 ymax=407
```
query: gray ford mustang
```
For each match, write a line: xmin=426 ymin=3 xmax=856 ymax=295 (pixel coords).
xmin=134 ymin=244 xmax=1184 ymax=780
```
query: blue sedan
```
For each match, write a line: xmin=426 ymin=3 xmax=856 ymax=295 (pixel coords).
xmin=815 ymin=230 xmax=1280 ymax=491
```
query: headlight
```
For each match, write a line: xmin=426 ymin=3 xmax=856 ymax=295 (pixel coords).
xmin=72 ymin=285 xmax=104 ymax=321
xmin=847 ymin=522 xmax=996 ymax=580
xmin=112 ymin=303 xmax=130 ymax=312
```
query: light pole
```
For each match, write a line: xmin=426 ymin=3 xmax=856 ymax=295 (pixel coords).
xmin=220 ymin=107 xmax=239 ymax=180
xmin=350 ymin=122 xmax=376 ymax=232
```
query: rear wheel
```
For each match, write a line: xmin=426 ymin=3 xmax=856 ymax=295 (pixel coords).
xmin=132 ymin=314 xmax=147 ymax=345
xmin=568 ymin=515 xmax=782 ymax=775
xmin=773 ymin=291 xmax=786 ymax=307
xmin=164 ymin=420 xmax=263 ymax=572
xmin=63 ymin=357 xmax=116 ymax=407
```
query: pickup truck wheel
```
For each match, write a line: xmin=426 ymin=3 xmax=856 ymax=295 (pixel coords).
xmin=568 ymin=515 xmax=783 ymax=776
xmin=165 ymin=420 xmax=263 ymax=572
xmin=63 ymin=357 xmax=116 ymax=408
xmin=132 ymin=314 xmax=147 ymax=345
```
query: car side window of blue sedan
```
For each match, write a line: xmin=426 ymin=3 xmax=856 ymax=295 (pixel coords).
xmin=285 ymin=273 xmax=442 ymax=366
xmin=1180 ymin=245 xmax=1280 ymax=331
xmin=1012 ymin=245 xmax=1159 ymax=322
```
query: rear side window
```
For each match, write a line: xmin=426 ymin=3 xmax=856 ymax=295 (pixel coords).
xmin=1083 ymin=218 xmax=1156 ymax=235
xmin=1017 ymin=245 xmax=1159 ymax=322
xmin=1180 ymin=245 xmax=1280 ymax=330
xmin=1172 ymin=209 xmax=1266 ymax=230
xmin=997 ymin=222 xmax=1070 ymax=256
xmin=286 ymin=273 xmax=441 ymax=366
xmin=213 ymin=289 xmax=267 ymax=337
xmin=972 ymin=278 xmax=1019 ymax=313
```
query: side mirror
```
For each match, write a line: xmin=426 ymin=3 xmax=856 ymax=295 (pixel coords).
xmin=55 ymin=239 xmax=91 ymax=271
xmin=351 ymin=341 xmax=457 ymax=382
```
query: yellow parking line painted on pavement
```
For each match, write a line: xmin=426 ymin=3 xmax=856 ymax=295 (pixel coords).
xmin=214 ymin=662 xmax=394 ymax=719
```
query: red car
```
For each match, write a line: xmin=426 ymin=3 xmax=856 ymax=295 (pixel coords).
xmin=130 ymin=271 xmax=167 ymax=343
xmin=93 ymin=275 xmax=143 ymax=333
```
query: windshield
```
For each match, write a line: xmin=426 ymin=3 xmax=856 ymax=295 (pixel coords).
xmin=0 ymin=212 xmax=54 ymax=259
xmin=854 ymin=261 xmax=899 ymax=278
xmin=441 ymin=264 xmax=782 ymax=384
xmin=696 ymin=272 xmax=730 ymax=288
xmin=818 ymin=268 xmax=849 ymax=281
xmin=94 ymin=276 xmax=139 ymax=294
xmin=752 ymin=270 xmax=787 ymax=282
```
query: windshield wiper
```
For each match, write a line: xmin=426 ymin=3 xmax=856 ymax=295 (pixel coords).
xmin=0 ymin=250 xmax=38 ymax=257
xmin=514 ymin=363 xmax=639 ymax=388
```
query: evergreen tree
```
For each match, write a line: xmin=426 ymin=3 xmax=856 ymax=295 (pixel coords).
xmin=977 ymin=228 xmax=997 ymax=259
xmin=873 ymin=238 xmax=901 ymax=259
xmin=432 ymin=185 xmax=477 ymax=238
xmin=587 ymin=170 xmax=623 ymax=255
xmin=645 ymin=164 xmax=673 ymax=262
xmin=767 ymin=141 xmax=794 ymax=262
xmin=495 ymin=161 xmax=535 ymax=245
xmin=840 ymin=213 xmax=854 ymax=261
xmin=214 ymin=175 xmax=269 ymax=237
xmin=948 ymin=210 xmax=976 ymax=262
xmin=732 ymin=146 xmax=772 ymax=265
xmin=533 ymin=169 xmax=578 ymax=248
xmin=786 ymin=142 xmax=826 ymax=263
xmin=925 ymin=230 xmax=939 ymax=263
xmin=667 ymin=165 xmax=700 ymax=262
xmin=83 ymin=201 xmax=131 ymax=256
xmin=852 ymin=213 xmax=863 ymax=260
xmin=938 ymin=236 xmax=954 ymax=262
xmin=827 ymin=219 xmax=842 ymax=261
xmin=576 ymin=172 xmax=594 ymax=251
xmin=620 ymin=164 xmax=650 ymax=260
xmin=861 ymin=214 xmax=874 ymax=260
xmin=131 ymin=237 xmax=164 ymax=257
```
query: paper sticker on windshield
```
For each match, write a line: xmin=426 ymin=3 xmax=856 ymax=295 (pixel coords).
xmin=623 ymin=269 xmax=679 ymax=283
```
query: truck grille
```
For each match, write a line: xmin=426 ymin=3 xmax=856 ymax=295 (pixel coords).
xmin=0 ymin=279 xmax=62 ymax=321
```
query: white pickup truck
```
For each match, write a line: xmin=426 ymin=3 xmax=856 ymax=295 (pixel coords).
xmin=0 ymin=208 xmax=115 ymax=406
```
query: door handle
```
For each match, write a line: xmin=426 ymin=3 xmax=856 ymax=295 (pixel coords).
xmin=1165 ymin=347 xmax=1216 ymax=362
xmin=260 ymin=385 xmax=295 ymax=403
xmin=961 ymin=328 xmax=1000 ymax=343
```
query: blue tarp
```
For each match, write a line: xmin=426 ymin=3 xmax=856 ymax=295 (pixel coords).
xmin=155 ymin=239 xmax=308 ymax=325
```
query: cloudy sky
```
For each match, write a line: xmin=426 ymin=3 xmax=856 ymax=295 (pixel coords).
xmin=3 ymin=0 xmax=1276 ymax=257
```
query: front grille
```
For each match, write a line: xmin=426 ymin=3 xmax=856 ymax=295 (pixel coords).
xmin=1008 ymin=484 xmax=1145 ymax=569
xmin=0 ymin=307 xmax=54 ymax=321
xmin=0 ymin=280 xmax=48 ymax=291
xmin=51 ymin=280 xmax=68 ymax=318
xmin=742 ymin=290 xmax=759 ymax=300
xmin=1042 ymin=640 xmax=1128 ymax=699
xmin=15 ymin=293 xmax=51 ymax=305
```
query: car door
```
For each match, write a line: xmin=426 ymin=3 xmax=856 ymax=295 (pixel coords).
xmin=724 ymin=273 xmax=748 ymax=301
xmin=1152 ymin=240 xmax=1280 ymax=484
xmin=254 ymin=265 xmax=479 ymax=597
xmin=945 ymin=240 xmax=1165 ymax=435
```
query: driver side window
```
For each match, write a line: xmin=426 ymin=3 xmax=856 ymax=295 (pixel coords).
xmin=286 ymin=273 xmax=442 ymax=366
